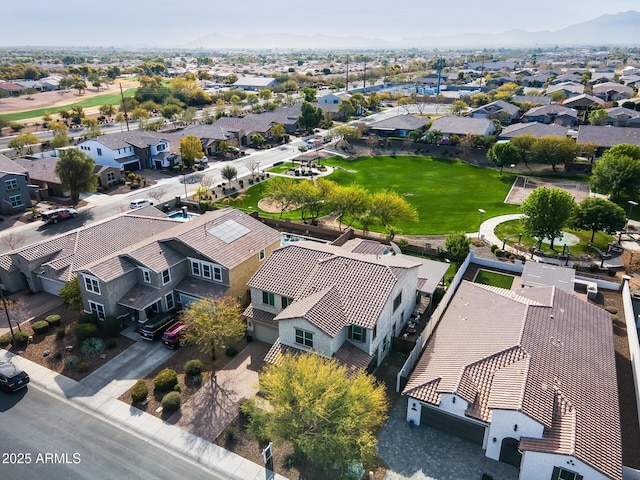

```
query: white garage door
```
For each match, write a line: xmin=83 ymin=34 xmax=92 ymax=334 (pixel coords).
xmin=39 ymin=277 xmax=65 ymax=296
xmin=253 ymin=322 xmax=279 ymax=344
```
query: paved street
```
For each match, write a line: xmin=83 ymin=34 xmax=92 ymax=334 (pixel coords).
xmin=0 ymin=386 xmax=221 ymax=480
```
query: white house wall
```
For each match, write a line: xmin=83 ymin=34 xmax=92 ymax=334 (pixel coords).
xmin=520 ymin=451 xmax=612 ymax=480
xmin=485 ymin=409 xmax=544 ymax=459
xmin=79 ymin=140 xmax=135 ymax=169
xmin=279 ymin=318 xmax=333 ymax=358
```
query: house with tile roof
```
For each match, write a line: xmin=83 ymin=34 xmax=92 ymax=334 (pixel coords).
xmin=0 ymin=208 xmax=281 ymax=323
xmin=576 ymin=125 xmax=640 ymax=154
xmin=366 ymin=115 xmax=430 ymax=138
xmin=522 ymin=105 xmax=578 ymax=127
xmin=470 ymin=100 xmax=521 ymax=124
xmin=545 ymin=82 xmax=584 ymax=99
xmin=77 ymin=131 xmax=176 ymax=171
xmin=428 ymin=116 xmax=496 ymax=137
xmin=245 ymin=240 xmax=448 ymax=372
xmin=603 ymin=106 xmax=640 ymax=128
xmin=403 ymin=279 xmax=622 ymax=480
xmin=498 ymin=122 xmax=569 ymax=141
xmin=13 ymin=156 xmax=68 ymax=198
xmin=0 ymin=153 xmax=30 ymax=215
xmin=592 ymin=82 xmax=634 ymax=102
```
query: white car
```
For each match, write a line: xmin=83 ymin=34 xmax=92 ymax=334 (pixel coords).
xmin=129 ymin=199 xmax=154 ymax=209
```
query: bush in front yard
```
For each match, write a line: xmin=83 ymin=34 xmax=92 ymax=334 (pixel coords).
xmin=102 ymin=316 xmax=121 ymax=337
xmin=45 ymin=314 xmax=62 ymax=326
xmin=31 ymin=320 xmax=50 ymax=334
xmin=154 ymin=368 xmax=178 ymax=392
xmin=0 ymin=333 xmax=12 ymax=346
xmin=161 ymin=391 xmax=181 ymax=412
xmin=56 ymin=328 xmax=66 ymax=339
xmin=184 ymin=359 xmax=203 ymax=377
xmin=79 ymin=313 xmax=99 ymax=325
xmin=75 ymin=323 xmax=99 ymax=342
xmin=131 ymin=379 xmax=149 ymax=403
xmin=81 ymin=337 xmax=104 ymax=355
xmin=63 ymin=355 xmax=80 ymax=371
xmin=225 ymin=346 xmax=238 ymax=357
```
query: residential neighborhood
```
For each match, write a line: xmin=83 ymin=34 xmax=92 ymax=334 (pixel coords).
xmin=2 ymin=8 xmax=640 ymax=480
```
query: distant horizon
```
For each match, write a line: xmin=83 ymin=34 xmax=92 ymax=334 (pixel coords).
xmin=2 ymin=1 xmax=639 ymax=48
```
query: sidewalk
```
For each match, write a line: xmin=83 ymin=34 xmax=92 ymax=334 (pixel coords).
xmin=0 ymin=346 xmax=286 ymax=480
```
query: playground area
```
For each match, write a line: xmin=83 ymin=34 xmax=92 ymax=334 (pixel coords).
xmin=505 ymin=176 xmax=591 ymax=205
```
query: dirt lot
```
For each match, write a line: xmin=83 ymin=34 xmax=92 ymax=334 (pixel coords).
xmin=1 ymin=303 xmax=134 ymax=382
xmin=0 ymin=79 xmax=139 ymax=115
xmin=505 ymin=175 xmax=591 ymax=205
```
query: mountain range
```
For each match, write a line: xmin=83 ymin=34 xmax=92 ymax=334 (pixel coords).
xmin=187 ymin=10 xmax=640 ymax=50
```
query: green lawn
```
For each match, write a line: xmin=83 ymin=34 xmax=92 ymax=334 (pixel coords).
xmin=1 ymin=88 xmax=137 ymax=121
xmin=474 ymin=270 xmax=514 ymax=289
xmin=493 ymin=219 xmax=615 ymax=257
xmin=233 ymin=155 xmax=521 ymax=234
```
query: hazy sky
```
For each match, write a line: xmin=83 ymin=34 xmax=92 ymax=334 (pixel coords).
xmin=2 ymin=0 xmax=638 ymax=47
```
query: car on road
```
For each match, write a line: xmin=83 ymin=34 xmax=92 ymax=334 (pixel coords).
xmin=0 ymin=362 xmax=30 ymax=392
xmin=161 ymin=321 xmax=186 ymax=348
xmin=41 ymin=208 xmax=77 ymax=224
xmin=129 ymin=199 xmax=154 ymax=209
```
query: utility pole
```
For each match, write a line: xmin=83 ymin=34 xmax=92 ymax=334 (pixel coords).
xmin=345 ymin=55 xmax=349 ymax=92
xmin=119 ymin=83 xmax=130 ymax=132
xmin=363 ymin=57 xmax=367 ymax=89
xmin=0 ymin=285 xmax=17 ymax=347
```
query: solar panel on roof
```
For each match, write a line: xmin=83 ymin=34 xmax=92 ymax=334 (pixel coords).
xmin=207 ymin=219 xmax=250 ymax=243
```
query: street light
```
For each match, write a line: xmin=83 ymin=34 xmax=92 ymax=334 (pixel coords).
xmin=478 ymin=208 xmax=486 ymax=239
xmin=628 ymin=200 xmax=638 ymax=228
xmin=183 ymin=173 xmax=188 ymax=199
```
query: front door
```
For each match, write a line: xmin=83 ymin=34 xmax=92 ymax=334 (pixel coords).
xmin=499 ymin=437 xmax=522 ymax=467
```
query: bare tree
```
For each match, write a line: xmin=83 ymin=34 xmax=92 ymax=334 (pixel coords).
xmin=147 ymin=187 xmax=167 ymax=203
xmin=0 ymin=232 xmax=25 ymax=251
xmin=244 ymin=158 xmax=259 ymax=180
xmin=199 ymin=174 xmax=214 ymax=190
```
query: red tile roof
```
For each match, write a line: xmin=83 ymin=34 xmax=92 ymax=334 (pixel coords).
xmin=403 ymin=280 xmax=622 ymax=480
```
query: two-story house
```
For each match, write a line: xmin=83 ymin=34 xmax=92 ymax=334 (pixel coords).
xmin=245 ymin=241 xmax=426 ymax=371
xmin=0 ymin=208 xmax=281 ymax=323
xmin=78 ymin=131 xmax=175 ymax=171
xmin=0 ymin=153 xmax=30 ymax=215
xmin=74 ymin=208 xmax=282 ymax=322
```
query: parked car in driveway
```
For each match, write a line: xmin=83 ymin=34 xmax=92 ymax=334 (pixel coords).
xmin=140 ymin=313 xmax=175 ymax=341
xmin=0 ymin=362 xmax=29 ymax=392
xmin=129 ymin=199 xmax=154 ymax=209
xmin=161 ymin=321 xmax=186 ymax=348
xmin=41 ymin=208 xmax=77 ymax=224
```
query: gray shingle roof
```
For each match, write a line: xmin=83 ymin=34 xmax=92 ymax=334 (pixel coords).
xmin=576 ymin=125 xmax=640 ymax=147
xmin=429 ymin=116 xmax=494 ymax=136
xmin=92 ymin=131 xmax=168 ymax=150
xmin=499 ymin=122 xmax=569 ymax=140
xmin=367 ymin=114 xmax=429 ymax=132
xmin=0 ymin=153 xmax=28 ymax=175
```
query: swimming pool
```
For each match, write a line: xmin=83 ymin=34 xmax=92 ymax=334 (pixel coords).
xmin=168 ymin=211 xmax=199 ymax=221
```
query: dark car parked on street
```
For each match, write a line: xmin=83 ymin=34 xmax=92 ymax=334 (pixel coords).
xmin=0 ymin=362 xmax=30 ymax=392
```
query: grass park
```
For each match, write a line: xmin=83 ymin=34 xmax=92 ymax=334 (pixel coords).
xmin=236 ymin=155 xmax=521 ymax=235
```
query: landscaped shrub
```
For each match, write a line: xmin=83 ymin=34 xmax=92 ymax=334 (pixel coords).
xmin=131 ymin=379 xmax=149 ymax=403
xmin=154 ymin=368 xmax=178 ymax=392
xmin=0 ymin=333 xmax=12 ymax=346
xmin=45 ymin=314 xmax=62 ymax=326
xmin=79 ymin=313 xmax=99 ymax=325
xmin=12 ymin=331 xmax=29 ymax=348
xmin=490 ymin=244 xmax=498 ymax=253
xmin=76 ymin=362 xmax=89 ymax=373
xmin=31 ymin=320 xmax=50 ymax=334
xmin=56 ymin=328 xmax=66 ymax=339
xmin=54 ymin=351 xmax=63 ymax=361
xmin=225 ymin=346 xmax=238 ymax=357
xmin=75 ymin=323 xmax=99 ymax=341
xmin=161 ymin=391 xmax=182 ymax=412
xmin=225 ymin=427 xmax=237 ymax=443
xmin=105 ymin=338 xmax=117 ymax=350
xmin=192 ymin=374 xmax=202 ymax=386
xmin=184 ymin=359 xmax=203 ymax=377
xmin=82 ymin=337 xmax=104 ymax=355
xmin=604 ymin=306 xmax=618 ymax=314
xmin=173 ymin=383 xmax=181 ymax=392
xmin=63 ymin=355 xmax=80 ymax=371
xmin=103 ymin=316 xmax=121 ymax=337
